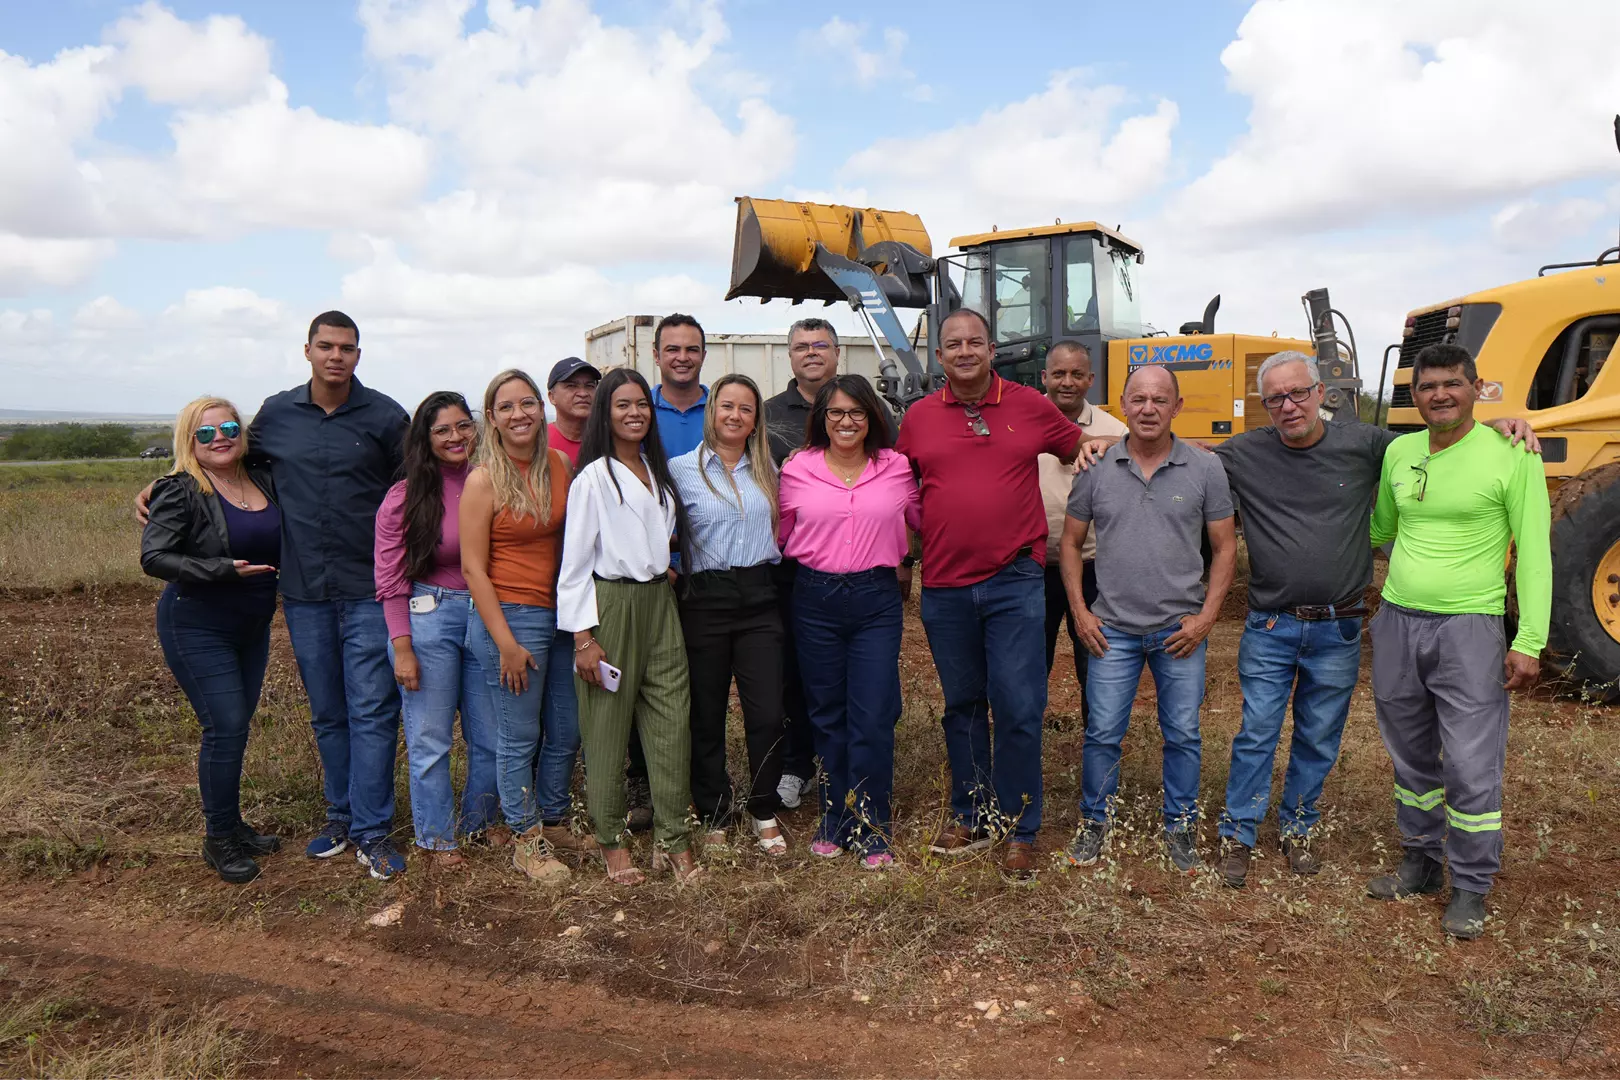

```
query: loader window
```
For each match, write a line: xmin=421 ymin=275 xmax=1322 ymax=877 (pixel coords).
xmin=1527 ymin=317 xmax=1620 ymax=409
xmin=1064 ymin=236 xmax=1099 ymax=333
xmin=990 ymin=240 xmax=1049 ymax=344
xmin=1098 ymin=246 xmax=1146 ymax=338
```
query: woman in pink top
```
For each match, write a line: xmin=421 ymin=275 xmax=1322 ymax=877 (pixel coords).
xmin=777 ymin=375 xmax=921 ymax=868
xmin=374 ymin=391 xmax=498 ymax=870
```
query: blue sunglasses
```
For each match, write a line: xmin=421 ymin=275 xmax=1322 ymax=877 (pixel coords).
xmin=194 ymin=421 xmax=242 ymax=444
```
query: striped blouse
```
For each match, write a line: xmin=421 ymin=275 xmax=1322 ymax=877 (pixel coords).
xmin=668 ymin=445 xmax=781 ymax=574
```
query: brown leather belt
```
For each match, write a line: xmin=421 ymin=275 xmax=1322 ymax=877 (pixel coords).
xmin=1285 ymin=604 xmax=1369 ymax=621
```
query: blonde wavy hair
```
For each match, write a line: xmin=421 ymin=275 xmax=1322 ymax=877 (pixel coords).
xmin=477 ymin=369 xmax=553 ymax=524
xmin=169 ymin=396 xmax=246 ymax=496
xmin=700 ymin=373 xmax=778 ymax=526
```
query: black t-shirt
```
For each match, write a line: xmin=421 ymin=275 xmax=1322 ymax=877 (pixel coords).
xmin=1213 ymin=420 xmax=1399 ymax=611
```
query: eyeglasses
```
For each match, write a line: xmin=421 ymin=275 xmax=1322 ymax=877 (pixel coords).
xmin=790 ymin=341 xmax=834 ymax=355
xmin=493 ymin=396 xmax=541 ymax=417
xmin=1410 ymin=455 xmax=1430 ymax=502
xmin=963 ymin=404 xmax=990 ymax=437
xmin=430 ymin=419 xmax=478 ymax=438
xmin=1259 ymin=386 xmax=1317 ymax=411
xmin=194 ymin=421 xmax=241 ymax=444
xmin=825 ymin=408 xmax=867 ymax=423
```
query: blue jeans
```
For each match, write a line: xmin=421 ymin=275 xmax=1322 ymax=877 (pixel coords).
xmin=155 ymin=586 xmax=272 ymax=837
xmin=283 ymin=597 xmax=401 ymax=846
xmin=794 ymin=567 xmax=904 ymax=854
xmin=388 ymin=585 xmax=500 ymax=850
xmin=1219 ymin=610 xmax=1362 ymax=847
xmin=467 ymin=601 xmax=580 ymax=834
xmin=920 ymin=557 xmax=1048 ymax=843
xmin=1082 ymin=623 xmax=1207 ymax=829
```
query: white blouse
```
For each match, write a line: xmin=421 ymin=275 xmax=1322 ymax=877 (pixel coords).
xmin=557 ymin=455 xmax=680 ymax=632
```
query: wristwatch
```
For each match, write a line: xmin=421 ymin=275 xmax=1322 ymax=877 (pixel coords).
xmin=900 ymin=555 xmax=917 ymax=568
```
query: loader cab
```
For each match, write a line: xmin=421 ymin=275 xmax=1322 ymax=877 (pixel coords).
xmin=943 ymin=223 xmax=1147 ymax=397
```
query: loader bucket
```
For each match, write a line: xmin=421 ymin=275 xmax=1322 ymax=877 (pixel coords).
xmin=726 ymin=197 xmax=931 ymax=303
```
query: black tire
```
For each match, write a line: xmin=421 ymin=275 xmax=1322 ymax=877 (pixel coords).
xmin=1547 ymin=464 xmax=1620 ymax=703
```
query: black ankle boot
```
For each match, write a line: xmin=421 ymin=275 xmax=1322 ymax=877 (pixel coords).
xmin=231 ymin=822 xmax=282 ymax=856
xmin=203 ymin=835 xmax=261 ymax=884
xmin=1442 ymin=888 xmax=1488 ymax=939
xmin=1366 ymin=849 xmax=1445 ymax=900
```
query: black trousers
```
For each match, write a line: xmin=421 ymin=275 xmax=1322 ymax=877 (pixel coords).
xmin=1044 ymin=560 xmax=1098 ymax=723
xmin=776 ymin=558 xmax=815 ymax=780
xmin=681 ymin=566 xmax=787 ymax=824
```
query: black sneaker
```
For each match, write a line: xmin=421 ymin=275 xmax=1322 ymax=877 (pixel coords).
xmin=1280 ymin=836 xmax=1320 ymax=876
xmin=1441 ymin=888 xmax=1488 ymax=939
xmin=626 ymin=775 xmax=654 ymax=834
xmin=231 ymin=822 xmax=282 ymax=857
xmin=1064 ymin=821 xmax=1109 ymax=867
xmin=1166 ymin=828 xmax=1202 ymax=873
xmin=1217 ymin=840 xmax=1251 ymax=888
xmin=203 ymin=835 xmax=261 ymax=885
xmin=1366 ymin=849 xmax=1445 ymax=900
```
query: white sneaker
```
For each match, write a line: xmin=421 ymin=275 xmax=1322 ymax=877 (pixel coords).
xmin=777 ymin=773 xmax=808 ymax=810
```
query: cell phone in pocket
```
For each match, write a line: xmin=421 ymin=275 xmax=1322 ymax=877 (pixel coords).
xmin=409 ymin=594 xmax=439 ymax=614
xmin=598 ymin=660 xmax=622 ymax=693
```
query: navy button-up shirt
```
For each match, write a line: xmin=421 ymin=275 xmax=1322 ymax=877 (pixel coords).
xmin=248 ymin=378 xmax=408 ymax=602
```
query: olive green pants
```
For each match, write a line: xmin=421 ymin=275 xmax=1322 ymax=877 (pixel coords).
xmin=576 ymin=578 xmax=693 ymax=853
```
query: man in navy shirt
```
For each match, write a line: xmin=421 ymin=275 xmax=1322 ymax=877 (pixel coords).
xmin=139 ymin=311 xmax=410 ymax=878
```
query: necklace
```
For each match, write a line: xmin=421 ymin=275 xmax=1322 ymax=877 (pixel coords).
xmin=827 ymin=454 xmax=865 ymax=487
xmin=206 ymin=469 xmax=252 ymax=509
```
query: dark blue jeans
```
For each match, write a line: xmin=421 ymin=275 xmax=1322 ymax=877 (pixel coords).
xmin=283 ymin=598 xmax=402 ymax=846
xmin=794 ymin=566 xmax=904 ymax=854
xmin=156 ymin=585 xmax=272 ymax=837
xmin=920 ymin=557 xmax=1048 ymax=843
xmin=1219 ymin=610 xmax=1362 ymax=847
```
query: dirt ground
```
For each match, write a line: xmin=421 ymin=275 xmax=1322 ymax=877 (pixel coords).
xmin=2 ymin=583 xmax=1618 ymax=1078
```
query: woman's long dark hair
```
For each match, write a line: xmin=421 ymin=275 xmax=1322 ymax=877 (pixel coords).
xmin=805 ymin=374 xmax=895 ymax=458
xmin=577 ymin=368 xmax=692 ymax=572
xmin=402 ymin=391 xmax=474 ymax=582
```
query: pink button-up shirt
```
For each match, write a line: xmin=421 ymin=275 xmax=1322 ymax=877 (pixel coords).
xmin=777 ymin=449 xmax=922 ymax=574
xmin=374 ymin=463 xmax=470 ymax=640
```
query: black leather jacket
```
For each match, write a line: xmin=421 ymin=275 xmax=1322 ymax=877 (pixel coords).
xmin=140 ymin=467 xmax=278 ymax=584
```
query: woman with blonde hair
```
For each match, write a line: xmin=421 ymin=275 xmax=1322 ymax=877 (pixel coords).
xmin=141 ymin=396 xmax=282 ymax=884
xmin=667 ymin=372 xmax=789 ymax=856
xmin=462 ymin=369 xmax=588 ymax=885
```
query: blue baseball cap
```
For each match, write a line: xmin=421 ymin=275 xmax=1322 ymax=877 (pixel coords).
xmin=547 ymin=356 xmax=601 ymax=389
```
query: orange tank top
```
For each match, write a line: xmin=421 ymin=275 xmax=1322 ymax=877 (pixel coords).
xmin=487 ymin=450 xmax=571 ymax=608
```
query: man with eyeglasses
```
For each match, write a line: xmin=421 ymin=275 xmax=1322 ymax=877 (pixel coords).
xmin=895 ymin=307 xmax=1083 ymax=878
xmin=1364 ymin=342 xmax=1550 ymax=940
xmin=1207 ymin=350 xmax=1539 ymax=892
xmin=135 ymin=311 xmax=410 ymax=878
xmin=763 ymin=318 xmax=846 ymax=809
xmin=546 ymin=356 xmax=600 ymax=467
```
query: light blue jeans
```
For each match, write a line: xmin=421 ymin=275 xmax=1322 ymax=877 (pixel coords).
xmin=1081 ymin=622 xmax=1207 ymax=830
xmin=467 ymin=600 xmax=580 ymax=834
xmin=388 ymin=585 xmax=499 ymax=851
xmin=1219 ymin=610 xmax=1363 ymax=848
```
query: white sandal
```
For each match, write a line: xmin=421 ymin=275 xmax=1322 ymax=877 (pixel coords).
xmin=752 ymin=817 xmax=788 ymax=857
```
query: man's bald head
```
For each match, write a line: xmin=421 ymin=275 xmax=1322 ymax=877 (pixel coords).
xmin=1123 ymin=364 xmax=1179 ymax=399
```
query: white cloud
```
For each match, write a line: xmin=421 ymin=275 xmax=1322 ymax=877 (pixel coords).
xmin=1168 ymin=0 xmax=1620 ymax=241
xmin=809 ymin=17 xmax=929 ymax=100
xmin=162 ymin=286 xmax=286 ymax=329
xmin=105 ymin=1 xmax=272 ymax=106
xmin=1490 ymin=197 xmax=1610 ymax=253
xmin=73 ymin=295 xmax=144 ymax=332
xmin=0 ymin=234 xmax=114 ymax=294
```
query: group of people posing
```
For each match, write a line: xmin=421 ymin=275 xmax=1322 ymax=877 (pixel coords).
xmin=138 ymin=304 xmax=1549 ymax=941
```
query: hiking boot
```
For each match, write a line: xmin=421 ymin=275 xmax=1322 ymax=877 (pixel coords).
xmin=1366 ymin=850 xmax=1445 ymax=900
xmin=541 ymin=822 xmax=600 ymax=855
xmin=1442 ymin=888 xmax=1488 ymax=939
xmin=928 ymin=823 xmax=993 ymax=856
xmin=1280 ymin=836 xmax=1321 ymax=876
xmin=202 ymin=835 xmax=260 ymax=885
xmin=1166 ymin=828 xmax=1203 ymax=873
xmin=304 ymin=819 xmax=350 ymax=859
xmin=356 ymin=837 xmax=406 ymax=881
xmin=513 ymin=829 xmax=570 ymax=886
xmin=1218 ymin=840 xmax=1251 ymax=889
xmin=626 ymin=775 xmax=654 ymax=833
xmin=231 ymin=822 xmax=281 ymax=857
xmin=472 ymin=825 xmax=513 ymax=849
xmin=1000 ymin=840 xmax=1036 ymax=880
xmin=1064 ymin=821 xmax=1109 ymax=867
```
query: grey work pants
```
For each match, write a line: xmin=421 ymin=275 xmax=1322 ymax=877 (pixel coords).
xmin=1369 ymin=601 xmax=1509 ymax=894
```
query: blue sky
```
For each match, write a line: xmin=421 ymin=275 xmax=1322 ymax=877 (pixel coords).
xmin=2 ymin=0 xmax=1617 ymax=413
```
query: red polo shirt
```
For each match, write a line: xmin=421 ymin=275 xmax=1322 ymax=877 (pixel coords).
xmin=895 ymin=374 xmax=1082 ymax=588
xmin=548 ymin=427 xmax=582 ymax=468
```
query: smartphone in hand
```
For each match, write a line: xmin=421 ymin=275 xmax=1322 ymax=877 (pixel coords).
xmin=598 ymin=660 xmax=622 ymax=693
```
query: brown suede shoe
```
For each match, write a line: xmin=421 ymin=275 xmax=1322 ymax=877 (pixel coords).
xmin=1000 ymin=840 xmax=1036 ymax=880
xmin=1218 ymin=841 xmax=1251 ymax=889
xmin=474 ymin=825 xmax=513 ymax=849
xmin=1281 ymin=837 xmax=1321 ymax=876
xmin=928 ymin=824 xmax=993 ymax=856
xmin=542 ymin=823 xmax=600 ymax=855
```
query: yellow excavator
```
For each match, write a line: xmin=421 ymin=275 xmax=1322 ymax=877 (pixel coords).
xmin=726 ymin=197 xmax=1356 ymax=441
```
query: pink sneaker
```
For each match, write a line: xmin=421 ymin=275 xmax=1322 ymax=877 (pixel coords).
xmin=810 ymin=840 xmax=843 ymax=859
xmin=860 ymin=852 xmax=894 ymax=871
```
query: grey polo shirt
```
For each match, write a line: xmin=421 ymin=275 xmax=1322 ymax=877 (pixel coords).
xmin=1066 ymin=435 xmax=1234 ymax=634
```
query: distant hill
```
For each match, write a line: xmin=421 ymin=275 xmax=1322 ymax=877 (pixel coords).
xmin=0 ymin=408 xmax=174 ymax=425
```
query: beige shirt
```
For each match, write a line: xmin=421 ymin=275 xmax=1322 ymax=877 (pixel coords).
xmin=1040 ymin=400 xmax=1128 ymax=561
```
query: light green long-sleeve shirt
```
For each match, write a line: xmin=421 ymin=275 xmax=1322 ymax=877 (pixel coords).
xmin=1371 ymin=422 xmax=1552 ymax=654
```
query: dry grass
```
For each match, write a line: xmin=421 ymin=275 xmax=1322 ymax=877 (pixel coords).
xmin=0 ymin=461 xmax=167 ymax=589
